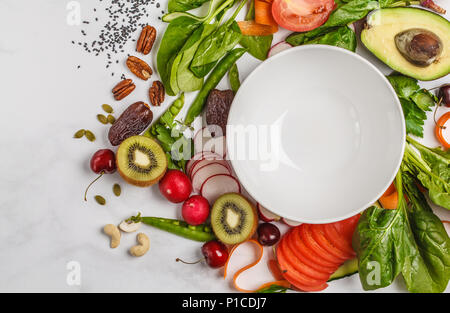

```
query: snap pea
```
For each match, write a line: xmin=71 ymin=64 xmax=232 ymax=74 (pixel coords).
xmin=184 ymin=47 xmax=247 ymax=125
xmin=129 ymin=214 xmax=216 ymax=242
xmin=148 ymin=93 xmax=185 ymax=137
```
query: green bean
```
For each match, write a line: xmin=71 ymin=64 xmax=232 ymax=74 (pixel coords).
xmin=184 ymin=48 xmax=247 ymax=125
xmin=135 ymin=216 xmax=216 ymax=242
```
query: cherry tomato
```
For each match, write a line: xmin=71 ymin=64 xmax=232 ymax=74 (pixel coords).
xmin=271 ymin=0 xmax=335 ymax=32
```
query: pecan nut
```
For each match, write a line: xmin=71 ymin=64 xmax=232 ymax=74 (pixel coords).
xmin=149 ymin=81 xmax=165 ymax=106
xmin=136 ymin=26 xmax=157 ymax=55
xmin=126 ymin=56 xmax=152 ymax=80
xmin=112 ymin=79 xmax=136 ymax=100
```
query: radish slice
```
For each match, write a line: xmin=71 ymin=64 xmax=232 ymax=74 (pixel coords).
xmin=192 ymin=163 xmax=231 ymax=193
xmin=200 ymin=174 xmax=241 ymax=204
xmin=257 ymin=203 xmax=281 ymax=222
xmin=267 ymin=41 xmax=293 ymax=58
xmin=187 ymin=152 xmax=224 ymax=178
xmin=194 ymin=125 xmax=224 ymax=154
xmin=282 ymin=217 xmax=302 ymax=227
xmin=202 ymin=136 xmax=227 ymax=158
xmin=190 ymin=159 xmax=231 ymax=180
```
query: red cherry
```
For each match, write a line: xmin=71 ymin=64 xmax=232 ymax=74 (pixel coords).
xmin=84 ymin=149 xmax=116 ymax=201
xmin=159 ymin=170 xmax=192 ymax=203
xmin=201 ymin=240 xmax=229 ymax=268
xmin=257 ymin=223 xmax=280 ymax=246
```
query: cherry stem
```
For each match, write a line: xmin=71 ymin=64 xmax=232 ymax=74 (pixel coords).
xmin=175 ymin=257 xmax=205 ymax=265
xmin=433 ymin=98 xmax=446 ymax=129
xmin=84 ymin=171 xmax=104 ymax=201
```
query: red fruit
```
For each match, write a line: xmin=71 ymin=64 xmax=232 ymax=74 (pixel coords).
xmin=159 ymin=170 xmax=192 ymax=203
xmin=182 ymin=195 xmax=210 ymax=226
xmin=84 ymin=149 xmax=116 ymax=201
xmin=257 ymin=223 xmax=280 ymax=246
xmin=201 ymin=240 xmax=229 ymax=268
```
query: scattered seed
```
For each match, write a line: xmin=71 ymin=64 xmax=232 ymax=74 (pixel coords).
xmin=107 ymin=114 xmax=116 ymax=124
xmin=85 ymin=130 xmax=96 ymax=142
xmin=97 ymin=114 xmax=108 ymax=124
xmin=102 ymin=104 xmax=113 ymax=113
xmin=113 ymin=184 xmax=121 ymax=197
xmin=95 ymin=195 xmax=106 ymax=205
xmin=74 ymin=129 xmax=85 ymax=138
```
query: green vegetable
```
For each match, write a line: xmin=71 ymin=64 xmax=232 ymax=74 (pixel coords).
xmin=185 ymin=47 xmax=247 ymax=125
xmin=256 ymin=284 xmax=289 ymax=293
xmin=387 ymin=74 xmax=436 ymax=137
xmin=228 ymin=63 xmax=240 ymax=93
xmin=129 ymin=214 xmax=216 ymax=242
xmin=328 ymin=258 xmax=358 ymax=281
xmin=163 ymin=0 xmax=223 ymax=22
xmin=354 ymin=170 xmax=450 ymax=293
xmin=404 ymin=136 xmax=450 ymax=210
xmin=168 ymin=0 xmax=211 ymax=13
xmin=302 ymin=26 xmax=357 ymax=51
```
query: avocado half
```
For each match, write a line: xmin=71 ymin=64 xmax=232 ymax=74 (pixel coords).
xmin=361 ymin=7 xmax=450 ymax=81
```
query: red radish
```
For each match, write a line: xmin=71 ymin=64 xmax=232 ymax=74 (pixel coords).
xmin=202 ymin=136 xmax=227 ymax=158
xmin=190 ymin=159 xmax=231 ymax=180
xmin=200 ymin=174 xmax=241 ymax=204
xmin=187 ymin=152 xmax=223 ymax=177
xmin=267 ymin=41 xmax=293 ymax=58
xmin=257 ymin=203 xmax=281 ymax=222
xmin=282 ymin=217 xmax=302 ymax=227
xmin=159 ymin=170 xmax=192 ymax=203
xmin=192 ymin=163 xmax=231 ymax=193
xmin=182 ymin=195 xmax=210 ymax=225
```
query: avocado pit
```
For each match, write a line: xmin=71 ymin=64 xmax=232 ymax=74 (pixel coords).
xmin=394 ymin=28 xmax=443 ymax=67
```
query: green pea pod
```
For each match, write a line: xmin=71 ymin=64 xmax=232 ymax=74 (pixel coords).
xmin=184 ymin=47 xmax=247 ymax=125
xmin=139 ymin=216 xmax=216 ymax=242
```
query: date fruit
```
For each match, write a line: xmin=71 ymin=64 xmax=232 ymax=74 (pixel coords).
xmin=126 ymin=56 xmax=152 ymax=80
xmin=136 ymin=26 xmax=156 ymax=55
xmin=149 ymin=81 xmax=165 ymax=106
xmin=108 ymin=101 xmax=153 ymax=146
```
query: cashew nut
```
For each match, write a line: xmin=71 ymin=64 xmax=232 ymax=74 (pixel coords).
xmin=103 ymin=224 xmax=121 ymax=248
xmin=129 ymin=233 xmax=150 ymax=257
xmin=119 ymin=220 xmax=141 ymax=233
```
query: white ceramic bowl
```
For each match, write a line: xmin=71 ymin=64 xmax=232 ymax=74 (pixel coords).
xmin=227 ymin=45 xmax=405 ymax=224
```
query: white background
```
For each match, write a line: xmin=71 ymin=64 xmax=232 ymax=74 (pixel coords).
xmin=0 ymin=0 xmax=448 ymax=292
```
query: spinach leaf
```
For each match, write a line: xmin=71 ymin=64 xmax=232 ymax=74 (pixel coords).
xmin=228 ymin=63 xmax=240 ymax=93
xmin=163 ymin=0 xmax=224 ymax=22
xmin=157 ymin=16 xmax=201 ymax=96
xmin=354 ymin=170 xmax=450 ymax=293
xmin=190 ymin=21 xmax=242 ymax=78
xmin=303 ymin=26 xmax=357 ymax=51
xmin=168 ymin=0 xmax=211 ymax=13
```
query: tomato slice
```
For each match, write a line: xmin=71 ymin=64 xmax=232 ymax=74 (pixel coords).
xmin=276 ymin=241 xmax=328 ymax=288
xmin=271 ymin=0 xmax=335 ymax=32
xmin=322 ymin=223 xmax=356 ymax=257
xmin=298 ymin=224 xmax=343 ymax=264
xmin=285 ymin=230 xmax=337 ymax=274
xmin=333 ymin=214 xmax=361 ymax=243
xmin=291 ymin=226 xmax=341 ymax=269
xmin=280 ymin=237 xmax=331 ymax=280
xmin=310 ymin=224 xmax=351 ymax=261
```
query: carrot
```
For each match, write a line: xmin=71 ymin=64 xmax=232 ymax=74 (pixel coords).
xmin=379 ymin=182 xmax=398 ymax=210
xmin=237 ymin=20 xmax=278 ymax=36
xmin=223 ymin=239 xmax=290 ymax=292
xmin=255 ymin=0 xmax=277 ymax=26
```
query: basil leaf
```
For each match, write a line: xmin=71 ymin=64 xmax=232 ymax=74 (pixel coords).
xmin=168 ymin=0 xmax=211 ymax=13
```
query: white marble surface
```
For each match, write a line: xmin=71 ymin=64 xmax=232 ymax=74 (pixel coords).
xmin=0 ymin=0 xmax=449 ymax=293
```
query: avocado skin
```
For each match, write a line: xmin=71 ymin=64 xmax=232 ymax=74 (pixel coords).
xmin=361 ymin=8 xmax=450 ymax=81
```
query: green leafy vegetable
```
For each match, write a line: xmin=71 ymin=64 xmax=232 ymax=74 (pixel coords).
xmin=228 ymin=63 xmax=241 ymax=93
xmin=168 ymin=0 xmax=211 ymax=13
xmin=240 ymin=34 xmax=272 ymax=60
xmin=256 ymin=284 xmax=289 ymax=293
xmin=163 ymin=0 xmax=223 ymax=22
xmin=302 ymin=26 xmax=357 ymax=51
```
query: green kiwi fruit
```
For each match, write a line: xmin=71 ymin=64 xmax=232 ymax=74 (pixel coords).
xmin=116 ymin=135 xmax=167 ymax=187
xmin=210 ymin=193 xmax=258 ymax=245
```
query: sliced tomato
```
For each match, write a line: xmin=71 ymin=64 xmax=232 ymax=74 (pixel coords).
xmin=276 ymin=241 xmax=328 ymax=288
xmin=285 ymin=230 xmax=337 ymax=274
xmin=280 ymin=237 xmax=331 ymax=280
xmin=291 ymin=226 xmax=340 ymax=269
xmin=271 ymin=0 xmax=335 ymax=32
xmin=267 ymin=259 xmax=285 ymax=281
xmin=332 ymin=214 xmax=361 ymax=243
xmin=322 ymin=223 xmax=356 ymax=257
xmin=310 ymin=224 xmax=351 ymax=261
xmin=298 ymin=224 xmax=343 ymax=264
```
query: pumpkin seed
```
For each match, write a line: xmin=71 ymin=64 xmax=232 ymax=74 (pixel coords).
xmin=85 ymin=130 xmax=96 ymax=142
xmin=102 ymin=104 xmax=113 ymax=114
xmin=74 ymin=129 xmax=85 ymax=138
xmin=113 ymin=184 xmax=121 ymax=197
xmin=97 ymin=114 xmax=108 ymax=124
xmin=107 ymin=114 xmax=116 ymax=124
xmin=94 ymin=195 xmax=106 ymax=205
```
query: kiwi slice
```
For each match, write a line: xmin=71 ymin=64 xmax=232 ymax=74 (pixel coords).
xmin=116 ymin=135 xmax=167 ymax=187
xmin=211 ymin=193 xmax=258 ymax=245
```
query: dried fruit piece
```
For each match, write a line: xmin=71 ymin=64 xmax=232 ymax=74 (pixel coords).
xmin=107 ymin=114 xmax=116 ymax=124
xmin=85 ymin=130 xmax=96 ymax=142
xmin=112 ymin=79 xmax=136 ymax=100
xmin=126 ymin=56 xmax=152 ymax=80
xmin=97 ymin=114 xmax=108 ymax=124
xmin=102 ymin=104 xmax=114 ymax=113
xmin=149 ymin=81 xmax=165 ymax=106
xmin=113 ymin=183 xmax=121 ymax=197
xmin=95 ymin=195 xmax=106 ymax=205
xmin=74 ymin=129 xmax=85 ymax=138
xmin=108 ymin=102 xmax=153 ymax=146
xmin=136 ymin=25 xmax=157 ymax=55
xmin=205 ymin=89 xmax=234 ymax=136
